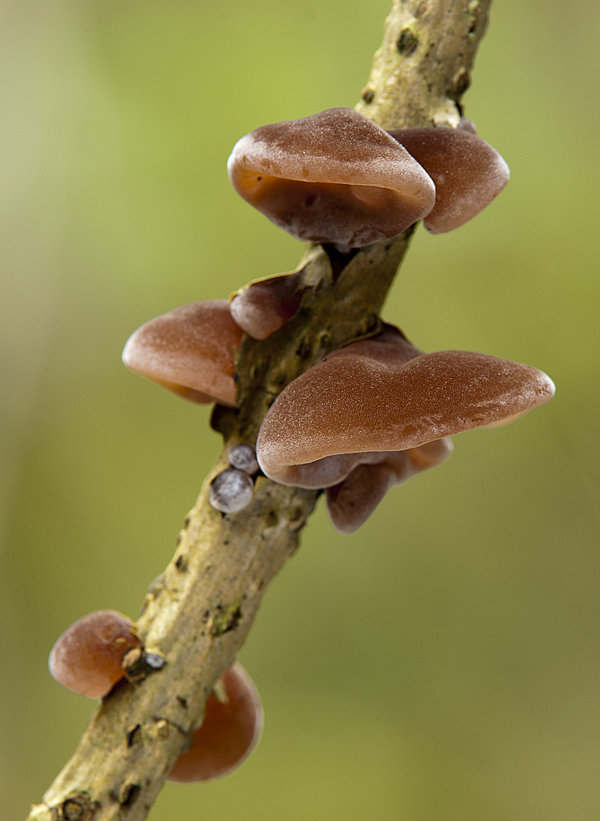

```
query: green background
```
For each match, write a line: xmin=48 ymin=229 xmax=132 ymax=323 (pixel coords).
xmin=2 ymin=0 xmax=599 ymax=818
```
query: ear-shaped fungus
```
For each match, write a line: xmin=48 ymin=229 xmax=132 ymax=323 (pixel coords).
xmin=230 ymin=270 xmax=305 ymax=340
xmin=326 ymin=439 xmax=453 ymax=535
xmin=48 ymin=610 xmax=142 ymax=699
xmin=228 ymin=108 xmax=435 ymax=247
xmin=168 ymin=662 xmax=262 ymax=783
xmin=256 ymin=324 xmax=554 ymax=530
xmin=387 ymin=127 xmax=509 ymax=233
xmin=122 ymin=300 xmax=243 ymax=407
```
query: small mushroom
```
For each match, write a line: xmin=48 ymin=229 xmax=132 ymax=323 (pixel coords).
xmin=228 ymin=108 xmax=435 ymax=247
xmin=48 ymin=610 xmax=142 ymax=699
xmin=230 ymin=269 xmax=305 ymax=340
xmin=387 ymin=127 xmax=509 ymax=233
xmin=168 ymin=661 xmax=263 ymax=783
xmin=122 ymin=300 xmax=243 ymax=407
xmin=256 ymin=324 xmax=555 ymax=521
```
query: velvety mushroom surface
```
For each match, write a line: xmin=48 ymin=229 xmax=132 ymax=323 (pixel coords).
xmin=48 ymin=610 xmax=141 ymax=699
xmin=228 ymin=108 xmax=435 ymax=247
xmin=122 ymin=300 xmax=243 ymax=407
xmin=387 ymin=127 xmax=509 ymax=233
xmin=256 ymin=325 xmax=555 ymax=488
xmin=168 ymin=662 xmax=262 ymax=783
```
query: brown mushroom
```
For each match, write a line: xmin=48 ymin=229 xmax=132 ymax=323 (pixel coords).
xmin=168 ymin=661 xmax=262 ymax=783
xmin=326 ymin=439 xmax=453 ymax=534
xmin=256 ymin=324 xmax=554 ymax=506
xmin=48 ymin=610 xmax=142 ymax=699
xmin=122 ymin=300 xmax=243 ymax=407
xmin=228 ymin=108 xmax=435 ymax=247
xmin=229 ymin=269 xmax=305 ymax=340
xmin=387 ymin=127 xmax=509 ymax=233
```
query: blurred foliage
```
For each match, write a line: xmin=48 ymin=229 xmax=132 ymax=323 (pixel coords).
xmin=1 ymin=0 xmax=599 ymax=818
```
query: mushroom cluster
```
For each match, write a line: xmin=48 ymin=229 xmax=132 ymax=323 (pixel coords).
xmin=228 ymin=107 xmax=509 ymax=247
xmin=256 ymin=324 xmax=555 ymax=533
xmin=48 ymin=611 xmax=262 ymax=782
xmin=118 ymin=109 xmax=553 ymax=537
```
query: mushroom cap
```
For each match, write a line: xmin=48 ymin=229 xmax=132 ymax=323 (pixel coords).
xmin=326 ymin=439 xmax=453 ymax=534
xmin=387 ymin=127 xmax=509 ymax=233
xmin=228 ymin=108 xmax=435 ymax=247
xmin=48 ymin=610 xmax=141 ymax=699
xmin=229 ymin=270 xmax=305 ymax=340
xmin=168 ymin=661 xmax=263 ymax=783
xmin=256 ymin=329 xmax=555 ymax=486
xmin=122 ymin=300 xmax=243 ymax=407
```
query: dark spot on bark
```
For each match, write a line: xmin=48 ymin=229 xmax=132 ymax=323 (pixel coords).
xmin=397 ymin=28 xmax=419 ymax=55
xmin=126 ymin=724 xmax=141 ymax=748
xmin=361 ymin=87 xmax=375 ymax=103
xmin=118 ymin=783 xmax=141 ymax=807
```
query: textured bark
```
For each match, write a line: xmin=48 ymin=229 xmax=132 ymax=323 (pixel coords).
xmin=27 ymin=1 xmax=492 ymax=819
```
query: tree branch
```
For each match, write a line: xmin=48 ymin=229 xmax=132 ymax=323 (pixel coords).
xmin=28 ymin=1 xmax=492 ymax=819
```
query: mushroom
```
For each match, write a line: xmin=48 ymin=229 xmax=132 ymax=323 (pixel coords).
xmin=229 ymin=269 xmax=305 ymax=340
xmin=228 ymin=108 xmax=436 ymax=247
xmin=387 ymin=127 xmax=509 ymax=233
xmin=48 ymin=610 xmax=142 ymax=699
xmin=326 ymin=439 xmax=453 ymax=534
xmin=168 ymin=661 xmax=262 ymax=783
xmin=255 ymin=324 xmax=555 ymax=528
xmin=122 ymin=300 xmax=243 ymax=407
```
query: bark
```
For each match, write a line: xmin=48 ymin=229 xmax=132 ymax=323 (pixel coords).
xmin=27 ymin=1 xmax=492 ymax=819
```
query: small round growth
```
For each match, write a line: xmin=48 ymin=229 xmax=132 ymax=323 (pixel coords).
xmin=387 ymin=127 xmax=509 ymax=233
xmin=49 ymin=610 xmax=141 ymax=699
xmin=256 ymin=323 xmax=555 ymax=530
xmin=210 ymin=468 xmax=254 ymax=513
xmin=228 ymin=443 xmax=260 ymax=476
xmin=169 ymin=662 xmax=263 ymax=783
xmin=228 ymin=107 xmax=435 ymax=247
xmin=122 ymin=300 xmax=243 ymax=407
xmin=230 ymin=269 xmax=305 ymax=340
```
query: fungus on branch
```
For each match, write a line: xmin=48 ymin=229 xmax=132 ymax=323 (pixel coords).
xmin=168 ymin=662 xmax=262 ymax=783
xmin=48 ymin=610 xmax=142 ymax=699
xmin=256 ymin=324 xmax=555 ymax=530
xmin=228 ymin=108 xmax=435 ymax=247
xmin=387 ymin=127 xmax=510 ymax=233
xmin=122 ymin=300 xmax=243 ymax=407
xmin=326 ymin=439 xmax=453 ymax=534
xmin=230 ymin=269 xmax=305 ymax=340
xmin=209 ymin=468 xmax=254 ymax=514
